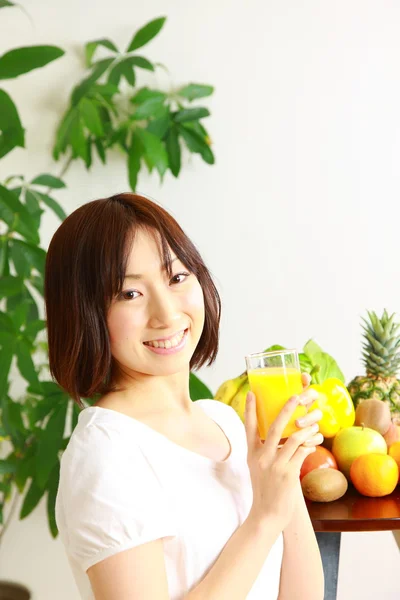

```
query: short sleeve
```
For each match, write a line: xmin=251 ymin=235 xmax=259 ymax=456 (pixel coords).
xmin=57 ymin=422 xmax=177 ymax=573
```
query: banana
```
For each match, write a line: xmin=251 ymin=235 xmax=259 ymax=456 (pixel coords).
xmin=230 ymin=380 xmax=251 ymax=423
xmin=214 ymin=371 xmax=248 ymax=406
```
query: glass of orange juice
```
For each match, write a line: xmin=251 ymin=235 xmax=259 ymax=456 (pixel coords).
xmin=245 ymin=348 xmax=307 ymax=441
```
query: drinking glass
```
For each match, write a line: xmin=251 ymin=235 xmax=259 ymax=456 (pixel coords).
xmin=245 ymin=348 xmax=307 ymax=441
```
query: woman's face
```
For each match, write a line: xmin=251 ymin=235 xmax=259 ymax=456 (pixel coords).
xmin=107 ymin=227 xmax=205 ymax=380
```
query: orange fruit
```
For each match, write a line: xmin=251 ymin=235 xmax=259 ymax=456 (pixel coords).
xmin=388 ymin=441 xmax=400 ymax=483
xmin=350 ymin=453 xmax=399 ymax=497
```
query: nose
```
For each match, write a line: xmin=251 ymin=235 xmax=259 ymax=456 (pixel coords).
xmin=147 ymin=289 xmax=181 ymax=330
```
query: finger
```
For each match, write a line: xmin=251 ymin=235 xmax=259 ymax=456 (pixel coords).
xmin=301 ymin=432 xmax=324 ymax=447
xmin=301 ymin=372 xmax=311 ymax=389
xmin=289 ymin=445 xmax=317 ymax=471
xmin=263 ymin=395 xmax=305 ymax=450
xmin=298 ymin=387 xmax=319 ymax=409
xmin=295 ymin=408 xmax=323 ymax=428
xmin=275 ymin=423 xmax=321 ymax=463
xmin=244 ymin=391 xmax=261 ymax=450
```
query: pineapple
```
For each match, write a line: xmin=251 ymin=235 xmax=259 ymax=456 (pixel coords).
xmin=348 ymin=309 xmax=400 ymax=419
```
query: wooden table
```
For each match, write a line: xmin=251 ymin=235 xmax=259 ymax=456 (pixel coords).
xmin=306 ymin=485 xmax=400 ymax=600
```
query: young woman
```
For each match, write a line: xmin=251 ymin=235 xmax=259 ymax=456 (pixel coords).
xmin=45 ymin=192 xmax=324 ymax=600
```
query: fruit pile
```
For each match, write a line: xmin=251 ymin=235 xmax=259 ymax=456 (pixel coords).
xmin=215 ymin=309 xmax=400 ymax=502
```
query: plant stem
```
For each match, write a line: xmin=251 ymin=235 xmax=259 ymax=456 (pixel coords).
xmin=0 ymin=487 xmax=20 ymax=547
xmin=44 ymin=155 xmax=73 ymax=196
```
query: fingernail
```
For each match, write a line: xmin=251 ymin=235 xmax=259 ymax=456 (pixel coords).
xmin=246 ymin=392 xmax=253 ymax=406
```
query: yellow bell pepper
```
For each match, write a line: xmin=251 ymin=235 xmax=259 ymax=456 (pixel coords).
xmin=309 ymin=377 xmax=355 ymax=438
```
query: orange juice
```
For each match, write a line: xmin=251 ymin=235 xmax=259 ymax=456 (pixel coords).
xmin=247 ymin=367 xmax=306 ymax=439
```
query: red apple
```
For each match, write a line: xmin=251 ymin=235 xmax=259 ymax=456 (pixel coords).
xmin=300 ymin=446 xmax=338 ymax=481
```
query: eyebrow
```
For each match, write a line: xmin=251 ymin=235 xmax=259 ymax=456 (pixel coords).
xmin=124 ymin=257 xmax=180 ymax=280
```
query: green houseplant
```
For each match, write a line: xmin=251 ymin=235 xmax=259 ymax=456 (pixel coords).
xmin=0 ymin=10 xmax=214 ymax=590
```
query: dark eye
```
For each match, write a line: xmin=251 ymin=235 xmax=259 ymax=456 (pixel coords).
xmin=119 ymin=290 xmax=141 ymax=301
xmin=171 ymin=271 xmax=190 ymax=284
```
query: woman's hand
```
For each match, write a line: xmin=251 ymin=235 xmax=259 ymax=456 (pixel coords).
xmin=244 ymin=373 xmax=323 ymax=532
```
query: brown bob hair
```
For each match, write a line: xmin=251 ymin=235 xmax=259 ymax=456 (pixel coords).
xmin=44 ymin=193 xmax=221 ymax=408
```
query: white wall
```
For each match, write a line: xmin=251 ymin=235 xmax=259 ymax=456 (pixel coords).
xmin=0 ymin=0 xmax=400 ymax=598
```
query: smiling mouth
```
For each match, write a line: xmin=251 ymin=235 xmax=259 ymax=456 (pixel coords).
xmin=143 ymin=328 xmax=188 ymax=349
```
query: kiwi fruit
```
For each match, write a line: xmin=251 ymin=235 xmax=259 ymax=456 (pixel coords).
xmin=301 ymin=468 xmax=348 ymax=502
xmin=354 ymin=399 xmax=391 ymax=435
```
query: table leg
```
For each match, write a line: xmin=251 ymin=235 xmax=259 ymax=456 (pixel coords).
xmin=315 ymin=532 xmax=341 ymax=600
xmin=393 ymin=530 xmax=400 ymax=551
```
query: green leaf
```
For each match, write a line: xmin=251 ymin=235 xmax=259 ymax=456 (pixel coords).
xmin=0 ymin=185 xmax=40 ymax=244
xmin=20 ymin=477 xmax=46 ymax=519
xmin=299 ymin=352 xmax=313 ymax=374
xmin=47 ymin=461 xmax=60 ymax=538
xmin=88 ymin=82 xmax=119 ymax=99
xmin=0 ymin=310 xmax=17 ymax=336
xmin=23 ymin=319 xmax=46 ymax=340
xmin=0 ymin=236 xmax=9 ymax=276
xmin=178 ymin=83 xmax=214 ymax=102
xmin=10 ymin=238 xmax=46 ymax=276
xmin=15 ymin=453 xmax=36 ymax=494
xmin=312 ymin=352 xmax=345 ymax=384
xmin=0 ymin=275 xmax=24 ymax=297
xmin=183 ymin=119 xmax=209 ymax=140
xmin=166 ymin=127 xmax=181 ymax=177
xmin=263 ymin=344 xmax=287 ymax=352
xmin=0 ymin=88 xmax=25 ymax=159
xmin=69 ymin=113 xmax=87 ymax=161
xmin=94 ymin=139 xmax=106 ymax=164
xmin=52 ymin=108 xmax=74 ymax=160
xmin=177 ymin=124 xmax=215 ymax=164
xmin=127 ymin=135 xmax=144 ymax=191
xmin=0 ymin=459 xmax=17 ymax=475
xmin=189 ymin=372 xmax=213 ymax=400
xmin=85 ymin=136 xmax=93 ymax=169
xmin=107 ymin=58 xmax=137 ymax=87
xmin=136 ymin=129 xmax=168 ymax=177
xmin=71 ymin=58 xmax=114 ymax=106
xmin=303 ymin=339 xmax=324 ymax=359
xmin=16 ymin=338 xmax=40 ymax=386
xmin=79 ymin=98 xmax=104 ymax=137
xmin=147 ymin=113 xmax=171 ymax=139
xmin=132 ymin=88 xmax=166 ymax=104
xmin=0 ymin=1 xmax=15 ymax=8
xmin=119 ymin=62 xmax=136 ymax=86
xmin=303 ymin=339 xmax=345 ymax=384
xmin=173 ymin=107 xmax=210 ymax=123
xmin=131 ymin=96 xmax=166 ymax=120
xmin=0 ymin=346 xmax=16 ymax=418
xmin=85 ymin=38 xmax=118 ymax=67
xmin=9 ymin=301 xmax=29 ymax=331
xmin=24 ymin=190 xmax=43 ymax=233
xmin=127 ymin=17 xmax=166 ymax=52
xmin=35 ymin=402 xmax=68 ymax=490
xmin=0 ymin=46 xmax=65 ymax=80
xmin=31 ymin=174 xmax=66 ymax=189
xmin=129 ymin=56 xmax=154 ymax=71
xmin=10 ymin=241 xmax=30 ymax=278
xmin=34 ymin=191 xmax=67 ymax=221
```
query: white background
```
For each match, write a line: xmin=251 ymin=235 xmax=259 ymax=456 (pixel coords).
xmin=0 ymin=1 xmax=399 ymax=598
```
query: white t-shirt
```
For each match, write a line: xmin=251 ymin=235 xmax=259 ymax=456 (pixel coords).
xmin=55 ymin=399 xmax=283 ymax=599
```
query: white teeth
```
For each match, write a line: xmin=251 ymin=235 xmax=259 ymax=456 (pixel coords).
xmin=145 ymin=330 xmax=186 ymax=349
